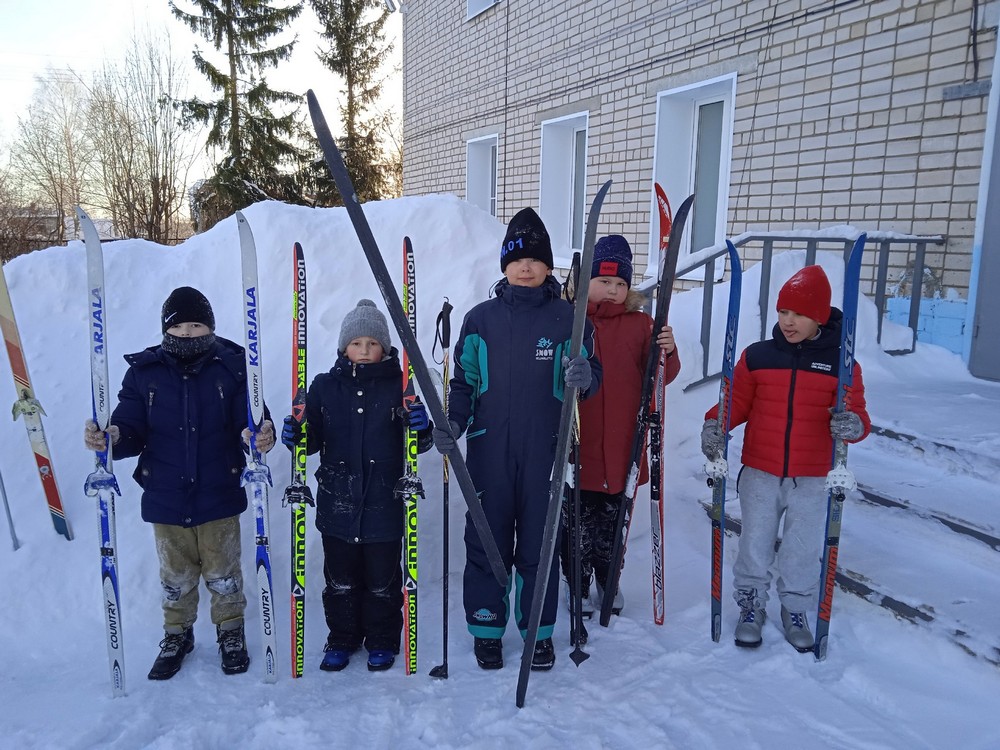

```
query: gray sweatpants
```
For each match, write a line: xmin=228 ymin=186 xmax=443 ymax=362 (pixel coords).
xmin=732 ymin=467 xmax=828 ymax=613
xmin=153 ymin=516 xmax=247 ymax=633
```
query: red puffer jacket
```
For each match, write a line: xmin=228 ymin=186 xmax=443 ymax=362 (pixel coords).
xmin=579 ymin=292 xmax=681 ymax=494
xmin=706 ymin=308 xmax=870 ymax=478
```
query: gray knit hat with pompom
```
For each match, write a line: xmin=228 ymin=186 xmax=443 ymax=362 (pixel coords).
xmin=338 ymin=299 xmax=393 ymax=355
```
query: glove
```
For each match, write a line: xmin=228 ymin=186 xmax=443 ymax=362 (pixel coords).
xmin=243 ymin=420 xmax=276 ymax=453
xmin=405 ymin=399 xmax=429 ymax=431
xmin=700 ymin=419 xmax=725 ymax=460
xmin=830 ymin=410 xmax=864 ymax=441
xmin=257 ymin=420 xmax=276 ymax=453
xmin=432 ymin=420 xmax=462 ymax=455
xmin=281 ymin=415 xmax=302 ymax=450
xmin=84 ymin=419 xmax=119 ymax=451
xmin=562 ymin=354 xmax=592 ymax=390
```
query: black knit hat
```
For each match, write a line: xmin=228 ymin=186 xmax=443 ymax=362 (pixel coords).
xmin=592 ymin=235 xmax=634 ymax=287
xmin=500 ymin=207 xmax=553 ymax=272
xmin=161 ymin=287 xmax=215 ymax=333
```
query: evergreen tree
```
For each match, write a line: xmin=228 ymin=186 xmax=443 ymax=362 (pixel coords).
xmin=171 ymin=0 xmax=306 ymax=226
xmin=310 ymin=0 xmax=393 ymax=204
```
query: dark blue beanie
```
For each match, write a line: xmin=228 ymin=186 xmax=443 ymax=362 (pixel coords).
xmin=500 ymin=207 xmax=553 ymax=272
xmin=592 ymin=235 xmax=633 ymax=287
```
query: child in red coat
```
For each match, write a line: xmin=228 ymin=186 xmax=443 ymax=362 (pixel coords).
xmin=701 ymin=264 xmax=871 ymax=651
xmin=561 ymin=235 xmax=679 ymax=625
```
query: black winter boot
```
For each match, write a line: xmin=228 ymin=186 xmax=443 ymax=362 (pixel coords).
xmin=473 ymin=637 xmax=503 ymax=670
xmin=531 ymin=637 xmax=555 ymax=671
xmin=148 ymin=628 xmax=194 ymax=680
xmin=217 ymin=623 xmax=250 ymax=675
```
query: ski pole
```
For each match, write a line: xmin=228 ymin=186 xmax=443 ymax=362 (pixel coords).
xmin=0 ymin=466 xmax=19 ymax=551
xmin=430 ymin=298 xmax=453 ymax=679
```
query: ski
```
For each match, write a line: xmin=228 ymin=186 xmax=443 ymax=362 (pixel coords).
xmin=236 ymin=212 xmax=278 ymax=682
xmin=1 ymin=467 xmax=19 ymax=551
xmin=649 ymin=184 xmax=672 ymax=626
xmin=399 ymin=236 xmax=424 ymax=675
xmin=283 ymin=242 xmax=313 ymax=679
xmin=706 ymin=240 xmax=742 ymax=642
xmin=79 ymin=207 xmax=126 ymax=697
xmin=599 ymin=193 xmax=694 ymax=628
xmin=429 ymin=298 xmax=453 ymax=680
xmin=306 ymin=89 xmax=508 ymax=588
xmin=0 ymin=263 xmax=73 ymax=540
xmin=814 ymin=233 xmax=867 ymax=661
xmin=516 ymin=178 xmax=612 ymax=709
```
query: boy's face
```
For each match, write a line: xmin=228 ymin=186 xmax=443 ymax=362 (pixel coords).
xmin=588 ymin=275 xmax=628 ymax=305
xmin=167 ymin=322 xmax=212 ymax=338
xmin=504 ymin=257 xmax=551 ymax=288
xmin=778 ymin=309 xmax=820 ymax=344
xmin=345 ymin=336 xmax=385 ymax=364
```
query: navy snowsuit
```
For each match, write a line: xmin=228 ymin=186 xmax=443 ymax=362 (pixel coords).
xmin=448 ymin=276 xmax=602 ymax=640
xmin=110 ymin=336 xmax=251 ymax=527
xmin=302 ymin=348 xmax=432 ymax=652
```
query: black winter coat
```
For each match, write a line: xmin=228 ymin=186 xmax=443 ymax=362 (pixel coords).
xmin=304 ymin=349 xmax=433 ymax=543
xmin=111 ymin=337 xmax=253 ymax=527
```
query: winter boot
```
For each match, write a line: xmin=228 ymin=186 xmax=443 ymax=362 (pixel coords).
xmin=734 ymin=589 xmax=766 ymax=648
xmin=594 ymin=580 xmax=624 ymax=616
xmin=780 ymin=606 xmax=814 ymax=653
xmin=217 ymin=622 xmax=250 ymax=675
xmin=473 ymin=637 xmax=504 ymax=670
xmin=147 ymin=628 xmax=194 ymax=680
xmin=320 ymin=648 xmax=351 ymax=672
xmin=530 ymin=637 xmax=555 ymax=671
xmin=367 ymin=650 xmax=395 ymax=672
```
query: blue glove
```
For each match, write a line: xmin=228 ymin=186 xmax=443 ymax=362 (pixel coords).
xmin=406 ymin=399 xmax=429 ymax=431
xmin=563 ymin=354 xmax=592 ymax=390
xmin=432 ymin=420 xmax=462 ymax=455
xmin=281 ymin=415 xmax=302 ymax=450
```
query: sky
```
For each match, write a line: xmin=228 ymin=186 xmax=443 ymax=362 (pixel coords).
xmin=0 ymin=0 xmax=403 ymax=172
xmin=0 ymin=194 xmax=997 ymax=748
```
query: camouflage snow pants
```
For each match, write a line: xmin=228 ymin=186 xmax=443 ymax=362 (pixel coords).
xmin=153 ymin=515 xmax=247 ymax=634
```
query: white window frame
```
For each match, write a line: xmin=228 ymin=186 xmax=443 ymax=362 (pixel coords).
xmin=539 ymin=111 xmax=589 ymax=258
xmin=651 ymin=73 xmax=736 ymax=277
xmin=468 ymin=0 xmax=500 ymax=21
xmin=466 ymin=134 xmax=499 ymax=217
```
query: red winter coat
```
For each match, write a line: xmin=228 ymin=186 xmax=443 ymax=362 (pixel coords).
xmin=706 ymin=309 xmax=871 ymax=478
xmin=579 ymin=291 xmax=681 ymax=494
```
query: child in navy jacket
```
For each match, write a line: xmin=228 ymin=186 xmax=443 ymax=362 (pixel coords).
xmin=433 ymin=208 xmax=603 ymax=672
xmin=282 ymin=299 xmax=431 ymax=672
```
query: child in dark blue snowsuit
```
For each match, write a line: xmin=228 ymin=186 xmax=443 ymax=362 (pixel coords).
xmin=281 ymin=299 xmax=431 ymax=673
xmin=434 ymin=208 xmax=602 ymax=672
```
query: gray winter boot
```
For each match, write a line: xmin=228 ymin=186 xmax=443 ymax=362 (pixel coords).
xmin=594 ymin=580 xmax=624 ymax=616
xmin=780 ymin=606 xmax=814 ymax=653
xmin=734 ymin=589 xmax=765 ymax=648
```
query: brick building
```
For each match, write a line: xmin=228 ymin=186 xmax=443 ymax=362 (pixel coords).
xmin=400 ymin=0 xmax=1000 ymax=378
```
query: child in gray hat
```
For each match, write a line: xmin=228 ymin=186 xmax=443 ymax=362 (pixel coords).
xmin=281 ymin=299 xmax=431 ymax=672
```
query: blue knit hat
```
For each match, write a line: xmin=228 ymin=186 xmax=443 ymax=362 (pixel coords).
xmin=592 ymin=235 xmax=633 ymax=287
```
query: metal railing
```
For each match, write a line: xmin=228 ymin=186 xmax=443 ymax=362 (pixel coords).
xmin=636 ymin=230 xmax=945 ymax=390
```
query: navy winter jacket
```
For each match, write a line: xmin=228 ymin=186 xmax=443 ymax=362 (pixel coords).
xmin=448 ymin=276 xmax=602 ymax=442
xmin=111 ymin=337 xmax=254 ymax=527
xmin=303 ymin=349 xmax=432 ymax=544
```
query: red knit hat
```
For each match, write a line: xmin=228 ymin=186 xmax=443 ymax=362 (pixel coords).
xmin=776 ymin=265 xmax=831 ymax=325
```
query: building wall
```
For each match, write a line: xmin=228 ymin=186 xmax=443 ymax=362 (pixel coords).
xmin=402 ymin=0 xmax=997 ymax=295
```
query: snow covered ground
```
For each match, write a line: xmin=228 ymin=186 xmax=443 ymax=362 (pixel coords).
xmin=1 ymin=198 xmax=998 ymax=749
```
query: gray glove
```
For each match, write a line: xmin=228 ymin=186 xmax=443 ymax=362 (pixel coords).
xmin=563 ymin=355 xmax=592 ymax=390
xmin=830 ymin=410 xmax=863 ymax=441
xmin=700 ymin=419 xmax=725 ymax=460
xmin=84 ymin=420 xmax=119 ymax=451
xmin=433 ymin=420 xmax=462 ymax=455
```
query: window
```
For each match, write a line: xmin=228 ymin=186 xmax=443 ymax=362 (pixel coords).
xmin=652 ymin=74 xmax=736 ymax=275
xmin=468 ymin=0 xmax=499 ymax=20
xmin=540 ymin=112 xmax=589 ymax=255
xmin=467 ymin=135 xmax=499 ymax=217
